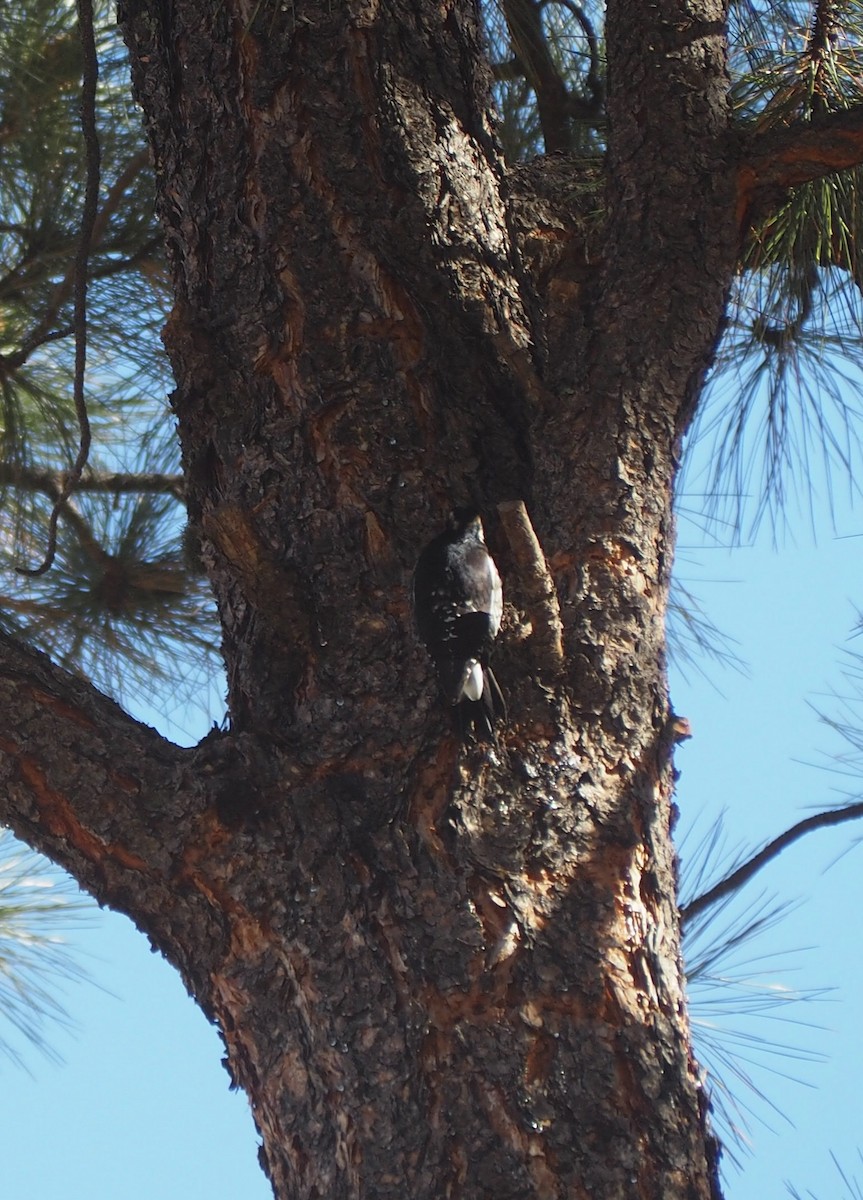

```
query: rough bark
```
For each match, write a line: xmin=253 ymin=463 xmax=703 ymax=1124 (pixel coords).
xmin=741 ymin=101 xmax=863 ymax=194
xmin=0 ymin=0 xmax=750 ymax=1197
xmin=0 ymin=630 xmax=226 ymax=1000
xmin=738 ymin=101 xmax=863 ymax=226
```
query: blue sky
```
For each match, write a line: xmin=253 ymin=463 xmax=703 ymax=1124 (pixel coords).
xmin=2 ymin=476 xmax=863 ymax=1199
xmin=2 ymin=908 xmax=270 ymax=1199
xmin=671 ymin=507 xmax=863 ymax=1198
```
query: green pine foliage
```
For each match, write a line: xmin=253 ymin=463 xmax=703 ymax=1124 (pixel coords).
xmin=692 ymin=0 xmax=863 ymax=534
xmin=0 ymin=827 xmax=91 ymax=1066
xmin=0 ymin=0 xmax=220 ymax=718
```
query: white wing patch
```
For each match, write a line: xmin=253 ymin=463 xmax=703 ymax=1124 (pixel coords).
xmin=487 ymin=559 xmax=503 ymax=637
xmin=462 ymin=659 xmax=484 ymax=701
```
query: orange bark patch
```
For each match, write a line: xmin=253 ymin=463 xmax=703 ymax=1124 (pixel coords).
xmin=29 ymin=686 xmax=98 ymax=730
xmin=0 ymin=736 xmax=148 ymax=873
xmin=407 ymin=741 xmax=460 ymax=861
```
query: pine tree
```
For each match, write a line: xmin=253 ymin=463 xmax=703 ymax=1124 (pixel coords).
xmin=2 ymin=1 xmax=863 ymax=1197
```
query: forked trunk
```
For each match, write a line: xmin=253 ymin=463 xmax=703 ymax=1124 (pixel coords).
xmin=0 ymin=1 xmax=738 ymax=1196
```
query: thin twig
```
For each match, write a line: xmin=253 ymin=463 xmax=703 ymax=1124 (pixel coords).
xmin=18 ymin=0 xmax=101 ymax=577
xmin=681 ymin=801 xmax=863 ymax=927
xmin=0 ymin=462 xmax=184 ymax=499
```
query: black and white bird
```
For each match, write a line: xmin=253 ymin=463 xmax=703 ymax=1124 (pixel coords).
xmin=412 ymin=509 xmax=505 ymax=741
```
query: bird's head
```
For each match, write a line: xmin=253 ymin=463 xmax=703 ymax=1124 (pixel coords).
xmin=447 ymin=508 xmax=485 ymax=542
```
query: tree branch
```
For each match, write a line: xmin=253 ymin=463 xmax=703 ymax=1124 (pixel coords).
xmin=680 ymin=800 xmax=863 ymax=926
xmin=0 ymin=628 xmax=213 ymax=935
xmin=738 ymin=103 xmax=863 ymax=229
xmin=0 ymin=461 xmax=185 ymax=499
xmin=17 ymin=0 xmax=102 ymax=577
xmin=554 ymin=0 xmax=603 ymax=106
xmin=501 ymin=0 xmax=592 ymax=152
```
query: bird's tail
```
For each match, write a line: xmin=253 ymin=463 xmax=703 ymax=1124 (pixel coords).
xmin=456 ymin=664 xmax=505 ymax=744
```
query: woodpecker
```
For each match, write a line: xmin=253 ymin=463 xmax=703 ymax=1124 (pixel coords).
xmin=412 ymin=509 xmax=505 ymax=741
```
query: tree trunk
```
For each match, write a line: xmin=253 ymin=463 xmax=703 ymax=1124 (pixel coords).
xmin=0 ymin=0 xmax=738 ymax=1196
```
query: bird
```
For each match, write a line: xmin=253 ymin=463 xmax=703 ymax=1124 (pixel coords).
xmin=412 ymin=509 xmax=505 ymax=741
